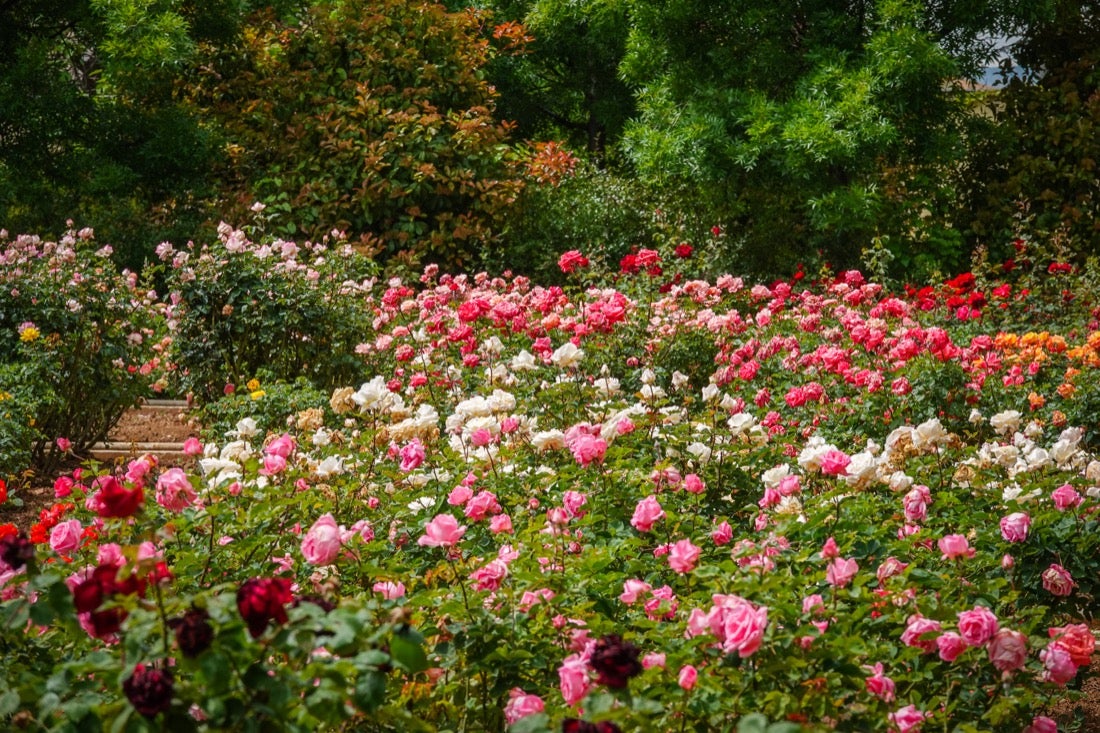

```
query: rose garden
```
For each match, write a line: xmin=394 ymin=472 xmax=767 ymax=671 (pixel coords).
xmin=0 ymin=223 xmax=1097 ymax=732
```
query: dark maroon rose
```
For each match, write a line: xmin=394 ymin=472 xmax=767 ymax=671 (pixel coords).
xmin=237 ymin=577 xmax=293 ymax=638
xmin=71 ymin=562 xmax=149 ymax=638
xmin=170 ymin=607 xmax=214 ymax=657
xmin=562 ymin=719 xmax=622 ymax=733
xmin=588 ymin=634 xmax=642 ymax=689
xmin=0 ymin=532 xmax=33 ymax=571
xmin=94 ymin=476 xmax=144 ymax=518
xmin=123 ymin=663 xmax=173 ymax=718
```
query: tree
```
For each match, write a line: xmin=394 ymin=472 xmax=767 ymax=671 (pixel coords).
xmin=618 ymin=0 xmax=1032 ymax=277
xmin=185 ymin=0 xmax=524 ymax=269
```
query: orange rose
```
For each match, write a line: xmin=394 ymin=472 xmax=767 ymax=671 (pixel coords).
xmin=1049 ymin=623 xmax=1096 ymax=667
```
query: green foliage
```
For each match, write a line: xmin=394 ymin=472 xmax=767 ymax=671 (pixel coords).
xmin=186 ymin=0 xmax=524 ymax=271
xmin=0 ymin=230 xmax=160 ymax=476
xmin=197 ymin=372 xmax=333 ymax=439
xmin=163 ymin=225 xmax=379 ymax=404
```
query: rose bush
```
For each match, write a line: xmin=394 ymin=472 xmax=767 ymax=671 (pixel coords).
xmin=1 ymin=233 xmax=1098 ymax=731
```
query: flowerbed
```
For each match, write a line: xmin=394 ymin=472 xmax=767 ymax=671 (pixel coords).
xmin=1 ymin=231 xmax=1099 ymax=732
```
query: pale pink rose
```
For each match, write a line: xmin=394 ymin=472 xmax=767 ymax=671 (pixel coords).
xmin=631 ymin=496 xmax=665 ymax=532
xmin=826 ymin=557 xmax=859 ymax=588
xmin=864 ymin=662 xmax=895 ymax=702
xmin=49 ymin=519 xmax=83 ymax=554
xmin=938 ymin=534 xmax=974 ymax=560
xmin=620 ymin=579 xmax=652 ymax=604
xmin=489 ymin=514 xmax=514 ymax=534
xmin=642 ymin=652 xmax=666 ymax=670
xmin=1051 ymin=484 xmax=1082 ymax=510
xmin=398 ymin=438 xmax=426 ymax=472
xmin=668 ymin=539 xmax=702 ymax=574
xmin=1042 ymin=563 xmax=1075 ymax=597
xmin=821 ymin=536 xmax=839 ymax=559
xmin=802 ymin=594 xmax=825 ymax=615
xmin=182 ymin=437 xmax=203 ymax=456
xmin=558 ymin=653 xmax=591 ymax=705
xmin=936 ymin=632 xmax=969 ymax=662
xmin=683 ymin=473 xmax=705 ymax=494
xmin=1040 ymin=641 xmax=1078 ymax=685
xmin=347 ymin=519 xmax=374 ymax=543
xmin=569 ymin=433 xmax=607 ymax=466
xmin=469 ymin=428 xmax=494 ymax=447
xmin=876 ymin=557 xmax=908 ymax=584
xmin=988 ymin=628 xmax=1028 ymax=671
xmin=503 ymin=688 xmax=544 ymax=724
xmin=97 ymin=543 xmax=124 ymax=566
xmin=418 ymin=514 xmax=466 ymax=548
xmin=711 ymin=521 xmax=733 ymax=545
xmin=999 ymin=512 xmax=1030 ymax=542
xmin=901 ymin=616 xmax=942 ymax=653
xmin=678 ymin=664 xmax=698 ymax=690
xmin=888 ymin=704 xmax=929 ymax=733
xmin=301 ymin=514 xmax=343 ymax=565
xmin=957 ymin=606 xmax=999 ymax=646
xmin=265 ymin=433 xmax=296 ymax=458
xmin=372 ymin=580 xmax=406 ymax=599
xmin=448 ymin=485 xmax=473 ymax=506
xmin=819 ymin=449 xmax=850 ymax=476
xmin=465 ymin=491 xmax=501 ymax=521
xmin=1002 ymin=553 xmax=1015 ymax=570
xmin=155 ymin=467 xmax=198 ymax=512
xmin=1023 ymin=716 xmax=1058 ymax=733
xmin=777 ymin=474 xmax=801 ymax=496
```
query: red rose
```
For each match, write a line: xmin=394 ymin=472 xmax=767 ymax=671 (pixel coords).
xmin=93 ymin=476 xmax=144 ymax=518
xmin=237 ymin=577 xmax=294 ymax=638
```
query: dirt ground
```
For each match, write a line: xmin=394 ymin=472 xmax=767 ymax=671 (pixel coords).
xmin=1 ymin=405 xmax=1098 ymax=729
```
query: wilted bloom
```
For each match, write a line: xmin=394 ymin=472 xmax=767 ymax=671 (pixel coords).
xmin=123 ymin=664 xmax=173 ymax=718
xmin=1041 ymin=564 xmax=1075 ymax=596
xmin=236 ymin=577 xmax=293 ymax=638
xmin=589 ymin=634 xmax=642 ymax=689
xmin=418 ymin=514 xmax=466 ymax=548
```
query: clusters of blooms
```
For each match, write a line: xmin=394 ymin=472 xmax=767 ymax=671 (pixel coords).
xmin=3 ymin=242 xmax=1100 ymax=731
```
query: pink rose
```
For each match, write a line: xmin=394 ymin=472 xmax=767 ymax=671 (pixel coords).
xmin=668 ymin=539 xmax=702 ymax=574
xmin=901 ymin=616 xmax=942 ymax=653
xmin=260 ymin=454 xmax=286 ymax=476
xmin=465 ymin=491 xmax=501 ymax=521
xmin=888 ymin=704 xmax=929 ymax=733
xmin=631 ymin=496 xmax=665 ymax=533
xmin=470 ymin=559 xmax=509 ymax=591
xmin=264 ymin=434 xmax=296 ymax=458
xmin=182 ymin=437 xmax=203 ymax=457
xmin=569 ymin=433 xmax=607 ymax=467
xmin=642 ymin=652 xmax=666 ymax=669
xmin=864 ymin=662 xmax=895 ymax=702
xmin=562 ymin=490 xmax=587 ymax=518
xmin=678 ymin=665 xmax=698 ymax=690
xmin=706 ymin=594 xmax=768 ymax=657
xmin=1051 ymin=484 xmax=1082 ymax=510
xmin=1024 ymin=716 xmax=1058 ymax=733
xmin=821 ymin=536 xmax=839 ymax=559
xmin=620 ymin=579 xmax=652 ymax=604
xmin=957 ymin=606 xmax=999 ymax=646
xmin=826 ymin=557 xmax=858 ymax=588
xmin=938 ymin=534 xmax=975 ymax=560
xmin=503 ymin=688 xmax=544 ymax=724
xmin=155 ymin=467 xmax=198 ymax=513
xmin=372 ymin=581 xmax=406 ymax=599
xmin=936 ymin=632 xmax=969 ymax=662
xmin=1048 ymin=623 xmax=1096 ymax=667
xmin=683 ymin=473 xmax=705 ymax=494
xmin=301 ymin=514 xmax=343 ymax=565
xmin=448 ymin=485 xmax=473 ymax=506
xmin=558 ymin=653 xmax=591 ymax=705
xmin=557 ymin=250 xmax=589 ymax=274
xmin=49 ymin=519 xmax=83 ymax=554
xmin=999 ymin=512 xmax=1030 ymax=543
xmin=398 ymin=439 xmax=426 ymax=472
xmin=876 ymin=557 xmax=908 ymax=585
xmin=1041 ymin=563 xmax=1075 ymax=597
xmin=819 ymin=449 xmax=850 ymax=476
xmin=802 ymin=594 xmax=825 ymax=616
xmin=489 ymin=514 xmax=514 ymax=534
xmin=418 ymin=514 xmax=466 ymax=548
xmin=711 ymin=521 xmax=733 ymax=545
xmin=903 ymin=486 xmax=930 ymax=523
xmin=1040 ymin=641 xmax=1079 ymax=685
xmin=987 ymin=628 xmax=1028 ymax=672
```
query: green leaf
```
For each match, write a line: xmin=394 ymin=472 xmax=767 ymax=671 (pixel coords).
xmin=0 ymin=690 xmax=20 ymax=717
xmin=353 ymin=670 xmax=386 ymax=712
xmin=389 ymin=632 xmax=428 ymax=674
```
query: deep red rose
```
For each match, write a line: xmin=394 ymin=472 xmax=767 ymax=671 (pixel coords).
xmin=123 ymin=664 xmax=173 ymax=718
xmin=588 ymin=634 xmax=642 ymax=689
xmin=0 ymin=532 xmax=33 ymax=570
xmin=237 ymin=577 xmax=293 ymax=638
xmin=563 ymin=720 xmax=622 ymax=733
xmin=171 ymin=607 xmax=215 ymax=658
xmin=94 ymin=476 xmax=144 ymax=518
